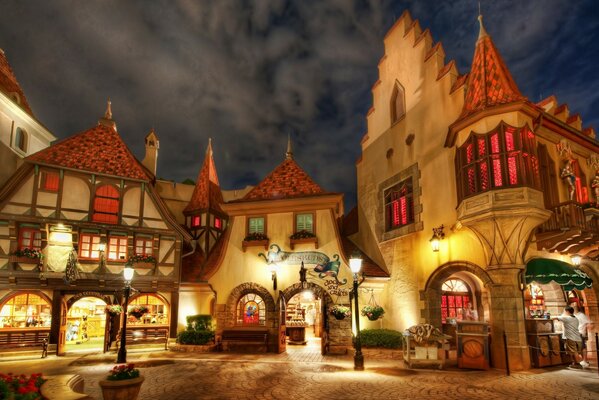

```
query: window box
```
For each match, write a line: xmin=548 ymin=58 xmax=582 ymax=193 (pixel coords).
xmin=132 ymin=261 xmax=155 ymax=269
xmin=289 ymin=237 xmax=318 ymax=250
xmin=9 ymin=255 xmax=41 ymax=264
xmin=242 ymin=239 xmax=269 ymax=252
xmin=128 ymin=255 xmax=156 ymax=268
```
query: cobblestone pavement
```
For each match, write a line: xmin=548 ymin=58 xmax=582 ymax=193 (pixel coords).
xmin=1 ymin=350 xmax=599 ymax=400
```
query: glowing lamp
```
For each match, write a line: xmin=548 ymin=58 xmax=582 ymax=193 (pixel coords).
xmin=571 ymin=255 xmax=582 ymax=266
xmin=430 ymin=225 xmax=445 ymax=252
xmin=123 ymin=266 xmax=134 ymax=282
xmin=349 ymin=251 xmax=362 ymax=275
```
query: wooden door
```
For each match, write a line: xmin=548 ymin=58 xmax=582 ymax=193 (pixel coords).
xmin=277 ymin=291 xmax=287 ymax=354
xmin=321 ymin=298 xmax=329 ymax=355
xmin=57 ymin=300 xmax=67 ymax=356
xmin=103 ymin=311 xmax=112 ymax=353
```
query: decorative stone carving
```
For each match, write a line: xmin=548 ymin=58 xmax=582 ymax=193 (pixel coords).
xmin=556 ymin=139 xmax=572 ymax=159
xmin=560 ymin=159 xmax=576 ymax=201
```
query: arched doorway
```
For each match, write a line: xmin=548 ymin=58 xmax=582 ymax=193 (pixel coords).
xmin=65 ymin=296 xmax=108 ymax=353
xmin=281 ymin=282 xmax=336 ymax=356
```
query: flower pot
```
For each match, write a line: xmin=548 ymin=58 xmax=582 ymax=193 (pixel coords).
xmin=129 ymin=312 xmax=145 ymax=319
xmin=333 ymin=313 xmax=346 ymax=320
xmin=367 ymin=315 xmax=380 ymax=321
xmin=99 ymin=376 xmax=144 ymax=400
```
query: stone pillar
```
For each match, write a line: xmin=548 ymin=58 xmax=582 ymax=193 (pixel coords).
xmin=487 ymin=267 xmax=530 ymax=370
xmin=328 ymin=317 xmax=352 ymax=354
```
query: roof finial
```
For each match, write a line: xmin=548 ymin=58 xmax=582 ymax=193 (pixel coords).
xmin=207 ymin=137 xmax=213 ymax=156
xmin=104 ymin=99 xmax=112 ymax=120
xmin=477 ymin=6 xmax=488 ymax=40
xmin=286 ymin=133 xmax=293 ymax=160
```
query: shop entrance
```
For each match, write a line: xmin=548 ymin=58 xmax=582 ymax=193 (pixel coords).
xmin=65 ymin=296 xmax=108 ymax=353
xmin=285 ymin=290 xmax=322 ymax=352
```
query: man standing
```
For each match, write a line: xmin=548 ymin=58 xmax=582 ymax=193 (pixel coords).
xmin=555 ymin=306 xmax=582 ymax=368
xmin=573 ymin=303 xmax=593 ymax=368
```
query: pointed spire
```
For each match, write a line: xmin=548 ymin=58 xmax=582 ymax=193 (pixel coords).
xmin=477 ymin=14 xmax=488 ymax=40
xmin=184 ymin=139 xmax=223 ymax=214
xmin=0 ymin=47 xmax=34 ymax=115
xmin=98 ymin=99 xmax=117 ymax=130
xmin=458 ymin=13 xmax=525 ymax=119
xmin=286 ymin=134 xmax=293 ymax=160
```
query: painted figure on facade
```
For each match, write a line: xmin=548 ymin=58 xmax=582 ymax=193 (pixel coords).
xmin=561 ymin=160 xmax=577 ymax=200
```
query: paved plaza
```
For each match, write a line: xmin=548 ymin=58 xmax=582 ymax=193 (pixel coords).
xmin=1 ymin=348 xmax=599 ymax=400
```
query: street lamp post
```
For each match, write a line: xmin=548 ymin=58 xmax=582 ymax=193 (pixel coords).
xmin=349 ymin=252 xmax=364 ymax=371
xmin=116 ymin=266 xmax=134 ymax=364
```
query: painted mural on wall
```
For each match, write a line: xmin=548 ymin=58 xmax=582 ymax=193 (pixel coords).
xmin=259 ymin=244 xmax=347 ymax=285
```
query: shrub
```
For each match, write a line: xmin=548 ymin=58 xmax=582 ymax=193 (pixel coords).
xmin=178 ymin=314 xmax=215 ymax=345
xmin=177 ymin=330 xmax=215 ymax=345
xmin=186 ymin=314 xmax=213 ymax=331
xmin=359 ymin=329 xmax=404 ymax=349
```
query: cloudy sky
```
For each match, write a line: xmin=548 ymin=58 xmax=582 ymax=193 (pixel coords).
xmin=1 ymin=0 xmax=597 ymax=211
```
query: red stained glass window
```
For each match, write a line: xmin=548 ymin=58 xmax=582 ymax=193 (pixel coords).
xmin=19 ymin=228 xmax=42 ymax=250
xmin=92 ymin=185 xmax=119 ymax=224
xmin=384 ymin=177 xmax=414 ymax=232
xmin=508 ymin=156 xmax=518 ymax=185
xmin=468 ymin=167 xmax=476 ymax=194
xmin=41 ymin=172 xmax=59 ymax=192
xmin=479 ymin=162 xmax=489 ymax=190
xmin=466 ymin=143 xmax=474 ymax=163
xmin=214 ymin=217 xmax=221 ymax=229
xmin=441 ymin=279 xmax=472 ymax=323
xmin=192 ymin=216 xmax=200 ymax=227
xmin=236 ymin=293 xmax=266 ymax=326
xmin=505 ymin=127 xmax=515 ymax=151
xmin=491 ymin=134 xmax=500 ymax=153
xmin=493 ymin=158 xmax=503 ymax=187
xmin=477 ymin=138 xmax=486 ymax=157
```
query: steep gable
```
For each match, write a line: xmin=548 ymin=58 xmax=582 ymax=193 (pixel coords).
xmin=0 ymin=49 xmax=34 ymax=116
xmin=26 ymin=122 xmax=150 ymax=181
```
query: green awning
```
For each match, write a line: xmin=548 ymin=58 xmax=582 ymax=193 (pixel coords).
xmin=525 ymin=258 xmax=593 ymax=291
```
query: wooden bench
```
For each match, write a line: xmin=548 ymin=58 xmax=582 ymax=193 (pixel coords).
xmin=0 ymin=329 xmax=49 ymax=358
xmin=116 ymin=327 xmax=169 ymax=350
xmin=220 ymin=329 xmax=269 ymax=352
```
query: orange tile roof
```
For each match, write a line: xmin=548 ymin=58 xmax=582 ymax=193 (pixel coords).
xmin=241 ymin=157 xmax=326 ymax=201
xmin=0 ymin=49 xmax=34 ymax=116
xmin=460 ymin=16 xmax=525 ymax=119
xmin=341 ymin=237 xmax=389 ymax=278
xmin=26 ymin=123 xmax=150 ymax=180
xmin=184 ymin=140 xmax=224 ymax=214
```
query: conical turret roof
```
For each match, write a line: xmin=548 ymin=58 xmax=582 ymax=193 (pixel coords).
xmin=0 ymin=48 xmax=34 ymax=116
xmin=184 ymin=139 xmax=224 ymax=214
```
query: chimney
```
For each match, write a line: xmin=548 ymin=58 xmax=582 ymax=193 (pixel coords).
xmin=142 ymin=128 xmax=159 ymax=175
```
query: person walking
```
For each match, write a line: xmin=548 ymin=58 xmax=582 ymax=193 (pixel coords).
xmin=573 ymin=304 xmax=593 ymax=369
xmin=555 ymin=306 xmax=582 ymax=368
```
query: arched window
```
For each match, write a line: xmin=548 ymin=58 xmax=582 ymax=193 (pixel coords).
xmin=456 ymin=122 xmax=541 ymax=202
xmin=128 ymin=294 xmax=169 ymax=326
xmin=236 ymin=293 xmax=266 ymax=326
xmin=14 ymin=128 xmax=27 ymax=152
xmin=384 ymin=177 xmax=414 ymax=231
xmin=390 ymin=81 xmax=405 ymax=124
xmin=441 ymin=279 xmax=471 ymax=323
xmin=0 ymin=292 xmax=52 ymax=329
xmin=92 ymin=185 xmax=120 ymax=224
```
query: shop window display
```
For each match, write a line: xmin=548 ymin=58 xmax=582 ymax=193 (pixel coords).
xmin=236 ymin=293 xmax=265 ymax=326
xmin=128 ymin=294 xmax=169 ymax=326
xmin=441 ymin=279 xmax=472 ymax=323
xmin=66 ymin=297 xmax=107 ymax=345
xmin=0 ymin=293 xmax=51 ymax=329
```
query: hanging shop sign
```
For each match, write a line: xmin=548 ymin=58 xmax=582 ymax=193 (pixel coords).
xmin=259 ymin=244 xmax=347 ymax=284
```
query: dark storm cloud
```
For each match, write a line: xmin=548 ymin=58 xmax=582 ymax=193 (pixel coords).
xmin=0 ymin=0 xmax=597 ymax=211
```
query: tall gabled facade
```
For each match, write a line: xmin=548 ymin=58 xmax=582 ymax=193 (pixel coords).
xmin=0 ymin=48 xmax=55 ymax=187
xmin=0 ymin=104 xmax=191 ymax=354
xmin=355 ymin=11 xmax=598 ymax=371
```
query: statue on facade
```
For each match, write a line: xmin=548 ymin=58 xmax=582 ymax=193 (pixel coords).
xmin=592 ymin=172 xmax=599 ymax=205
xmin=561 ymin=159 xmax=577 ymax=201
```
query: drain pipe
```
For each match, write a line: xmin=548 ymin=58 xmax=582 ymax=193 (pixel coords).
xmin=181 ymin=239 xmax=197 ymax=258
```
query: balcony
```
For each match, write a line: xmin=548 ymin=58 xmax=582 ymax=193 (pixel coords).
xmin=536 ymin=201 xmax=599 ymax=256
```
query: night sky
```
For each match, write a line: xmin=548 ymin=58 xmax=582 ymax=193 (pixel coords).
xmin=1 ymin=1 xmax=598 ymax=211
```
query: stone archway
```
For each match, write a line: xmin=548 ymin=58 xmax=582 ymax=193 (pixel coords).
xmin=422 ymin=261 xmax=494 ymax=328
xmin=281 ymin=282 xmax=333 ymax=307
xmin=224 ymin=282 xmax=276 ymax=329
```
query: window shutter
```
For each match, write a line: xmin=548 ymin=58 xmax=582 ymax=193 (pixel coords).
xmin=297 ymin=214 xmax=313 ymax=233
xmin=249 ymin=217 xmax=264 ymax=234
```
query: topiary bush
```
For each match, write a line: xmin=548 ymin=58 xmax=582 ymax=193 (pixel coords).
xmin=359 ymin=329 xmax=404 ymax=349
xmin=177 ymin=314 xmax=215 ymax=345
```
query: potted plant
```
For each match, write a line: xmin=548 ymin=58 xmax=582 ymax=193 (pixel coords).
xmin=106 ymin=305 xmax=123 ymax=316
xmin=128 ymin=305 xmax=149 ymax=319
xmin=98 ymin=364 xmax=144 ymax=400
xmin=0 ymin=372 xmax=45 ymax=400
xmin=242 ymin=232 xmax=269 ymax=252
xmin=329 ymin=305 xmax=351 ymax=320
xmin=289 ymin=230 xmax=318 ymax=249
xmin=128 ymin=254 xmax=156 ymax=268
xmin=361 ymin=305 xmax=385 ymax=321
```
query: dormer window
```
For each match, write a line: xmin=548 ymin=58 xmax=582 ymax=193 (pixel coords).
xmin=14 ymin=127 xmax=27 ymax=152
xmin=214 ymin=217 xmax=222 ymax=229
xmin=192 ymin=215 xmax=201 ymax=227
xmin=456 ymin=122 xmax=540 ymax=202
